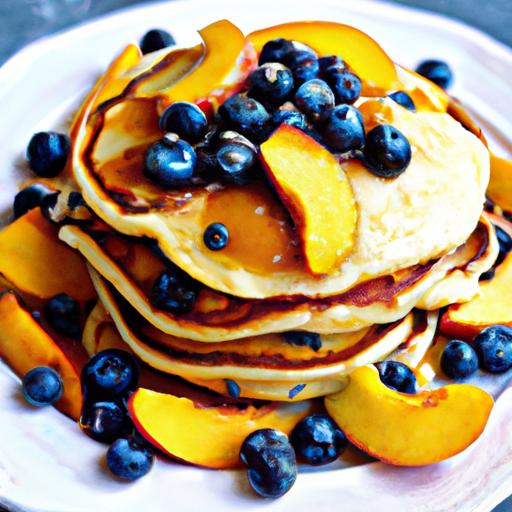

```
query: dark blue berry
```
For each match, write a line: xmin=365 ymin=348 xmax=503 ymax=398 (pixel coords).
xmin=67 ymin=191 xmax=87 ymax=210
xmin=375 ymin=361 xmax=418 ymax=394
xmin=22 ymin=366 xmax=63 ymax=406
xmin=225 ymin=379 xmax=241 ymax=398
xmin=258 ymin=38 xmax=295 ymax=66
xmin=473 ymin=325 xmax=512 ymax=374
xmin=140 ymin=29 xmax=175 ymax=54
xmin=13 ymin=183 xmax=57 ymax=219
xmin=283 ymin=50 xmax=319 ymax=85
xmin=290 ymin=414 xmax=347 ymax=465
xmin=322 ymin=104 xmax=365 ymax=152
xmin=288 ymin=384 xmax=306 ymax=399
xmin=294 ymin=79 xmax=334 ymax=121
xmin=80 ymin=401 xmax=130 ymax=443
xmin=81 ymin=349 xmax=139 ymax=401
xmin=440 ymin=340 xmax=479 ymax=379
xmin=150 ymin=268 xmax=199 ymax=314
xmin=216 ymin=142 xmax=256 ymax=185
xmin=415 ymin=59 xmax=453 ymax=90
xmin=271 ymin=109 xmax=307 ymax=130
xmin=218 ymin=94 xmax=270 ymax=141
xmin=248 ymin=63 xmax=294 ymax=105
xmin=494 ymin=225 xmax=512 ymax=266
xmin=328 ymin=71 xmax=361 ymax=104
xmin=44 ymin=293 xmax=81 ymax=339
xmin=240 ymin=429 xmax=297 ymax=498
xmin=318 ymin=55 xmax=345 ymax=75
xmin=27 ymin=131 xmax=70 ymax=178
xmin=388 ymin=91 xmax=416 ymax=112
xmin=159 ymin=102 xmax=208 ymax=143
xmin=283 ymin=331 xmax=321 ymax=351
xmin=363 ymin=124 xmax=411 ymax=178
xmin=144 ymin=135 xmax=196 ymax=188
xmin=479 ymin=269 xmax=495 ymax=281
xmin=107 ymin=438 xmax=154 ymax=481
xmin=203 ymin=223 xmax=229 ymax=251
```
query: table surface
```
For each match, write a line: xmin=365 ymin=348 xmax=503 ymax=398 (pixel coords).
xmin=0 ymin=1 xmax=511 ymax=511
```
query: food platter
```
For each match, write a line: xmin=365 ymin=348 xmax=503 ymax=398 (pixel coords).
xmin=0 ymin=0 xmax=511 ymax=510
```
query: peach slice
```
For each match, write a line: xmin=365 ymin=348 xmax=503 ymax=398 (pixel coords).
xmin=260 ymin=124 xmax=357 ymax=275
xmin=128 ymin=387 xmax=313 ymax=468
xmin=248 ymin=21 xmax=400 ymax=94
xmin=158 ymin=20 xmax=257 ymax=111
xmin=0 ymin=209 xmax=95 ymax=301
xmin=487 ymin=154 xmax=512 ymax=213
xmin=325 ymin=365 xmax=493 ymax=466
xmin=0 ymin=291 xmax=84 ymax=419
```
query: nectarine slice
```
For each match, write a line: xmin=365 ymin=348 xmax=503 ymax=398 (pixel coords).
xmin=248 ymin=21 xmax=400 ymax=94
xmin=0 ymin=209 xmax=95 ymax=301
xmin=0 ymin=291 xmax=83 ymax=419
xmin=487 ymin=154 xmax=512 ymax=213
xmin=128 ymin=388 xmax=313 ymax=468
xmin=260 ymin=124 xmax=357 ymax=275
xmin=325 ymin=365 xmax=493 ymax=466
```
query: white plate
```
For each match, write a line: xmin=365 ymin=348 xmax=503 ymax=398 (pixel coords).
xmin=0 ymin=1 xmax=511 ymax=511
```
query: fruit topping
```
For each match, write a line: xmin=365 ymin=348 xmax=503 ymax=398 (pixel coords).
xmin=240 ymin=429 xmax=297 ymax=498
xmin=215 ymin=141 xmax=256 ymax=185
xmin=140 ymin=28 xmax=175 ymax=54
xmin=159 ymin=102 xmax=208 ymax=143
xmin=225 ymin=379 xmax=241 ymax=398
xmin=258 ymin=38 xmax=295 ymax=66
xmin=363 ymin=124 xmax=412 ymax=178
xmin=282 ymin=49 xmax=319 ymax=85
xmin=415 ymin=59 xmax=453 ymax=90
xmin=13 ymin=183 xmax=57 ymax=220
xmin=294 ymin=79 xmax=335 ymax=121
xmin=440 ymin=340 xmax=479 ymax=379
xmin=388 ymin=91 xmax=416 ymax=111
xmin=26 ymin=131 xmax=70 ymax=178
xmin=322 ymin=104 xmax=365 ymax=152
xmin=288 ymin=384 xmax=306 ymax=399
xmin=318 ymin=55 xmax=345 ymax=75
xmin=375 ymin=360 xmax=419 ymax=394
xmin=282 ymin=331 xmax=322 ymax=351
xmin=80 ymin=401 xmax=131 ymax=443
xmin=494 ymin=225 xmax=512 ymax=266
xmin=203 ymin=222 xmax=229 ymax=251
xmin=44 ymin=293 xmax=81 ymax=339
xmin=143 ymin=134 xmax=197 ymax=188
xmin=81 ymin=349 xmax=139 ymax=400
xmin=247 ymin=63 xmax=294 ymax=106
xmin=327 ymin=70 xmax=362 ymax=104
xmin=290 ymin=414 xmax=347 ymax=465
xmin=106 ymin=437 xmax=155 ymax=481
xmin=22 ymin=366 xmax=64 ymax=406
xmin=271 ymin=109 xmax=307 ymax=130
xmin=473 ymin=325 xmax=512 ymax=374
xmin=150 ymin=267 xmax=200 ymax=314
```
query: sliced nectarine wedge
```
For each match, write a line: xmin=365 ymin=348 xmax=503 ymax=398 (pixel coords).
xmin=248 ymin=21 xmax=400 ymax=93
xmin=487 ymin=154 xmax=512 ymax=213
xmin=0 ymin=291 xmax=84 ymax=419
xmin=325 ymin=365 xmax=493 ymax=466
xmin=260 ymin=124 xmax=357 ymax=275
xmin=0 ymin=209 xmax=95 ymax=301
xmin=128 ymin=388 xmax=313 ymax=468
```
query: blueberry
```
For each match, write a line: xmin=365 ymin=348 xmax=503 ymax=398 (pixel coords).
xmin=216 ymin=142 xmax=256 ymax=185
xmin=203 ymin=222 xmax=229 ymax=251
xmin=44 ymin=293 xmax=81 ymax=339
xmin=328 ymin=71 xmax=361 ymax=104
xmin=440 ymin=340 xmax=479 ymax=379
xmin=80 ymin=401 xmax=130 ymax=443
xmin=248 ymin=63 xmax=294 ymax=106
xmin=159 ymin=102 xmax=208 ymax=143
xmin=388 ymin=91 xmax=416 ymax=112
xmin=240 ymin=429 xmax=297 ymax=498
xmin=106 ymin=438 xmax=154 ymax=481
xmin=258 ymin=38 xmax=295 ymax=66
xmin=318 ymin=55 xmax=345 ymax=75
xmin=415 ymin=59 xmax=453 ymax=90
xmin=494 ymin=225 xmax=512 ymax=266
xmin=363 ymin=124 xmax=412 ymax=178
xmin=473 ymin=325 xmax=512 ymax=374
xmin=26 ymin=131 xmax=70 ymax=178
xmin=375 ymin=361 xmax=418 ymax=394
xmin=322 ymin=104 xmax=365 ymax=153
xmin=225 ymin=379 xmax=241 ymax=398
xmin=140 ymin=29 xmax=175 ymax=54
xmin=290 ymin=414 xmax=347 ymax=465
xmin=13 ymin=183 xmax=57 ymax=219
xmin=81 ymin=349 xmax=139 ymax=400
xmin=143 ymin=135 xmax=196 ymax=188
xmin=288 ymin=384 xmax=306 ymax=399
xmin=218 ymin=94 xmax=270 ymax=141
xmin=271 ymin=109 xmax=307 ymax=130
xmin=150 ymin=268 xmax=199 ymax=314
xmin=67 ymin=191 xmax=87 ymax=210
xmin=282 ymin=50 xmax=319 ymax=85
xmin=283 ymin=331 xmax=321 ymax=351
xmin=479 ymin=268 xmax=495 ymax=282
xmin=22 ymin=366 xmax=63 ymax=406
xmin=294 ymin=79 xmax=335 ymax=121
